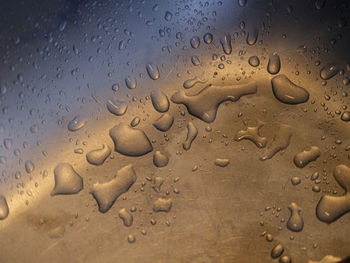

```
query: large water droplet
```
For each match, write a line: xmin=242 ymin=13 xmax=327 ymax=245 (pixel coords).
xmin=146 ymin=63 xmax=160 ymax=80
xmin=106 ymin=99 xmax=128 ymax=116
xmin=271 ymin=75 xmax=309 ymax=104
xmin=316 ymin=164 xmax=350 ymax=223
xmin=246 ymin=28 xmax=258 ymax=46
xmin=191 ymin=55 xmax=200 ymax=66
xmin=0 ymin=195 xmax=9 ymax=220
xmin=271 ymin=244 xmax=284 ymax=259
xmin=153 ymin=113 xmax=174 ymax=132
xmin=220 ymin=34 xmax=232 ymax=55
xmin=91 ymin=165 xmax=136 ymax=213
xmin=119 ymin=208 xmax=133 ymax=226
xmin=320 ymin=64 xmax=339 ymax=80
xmin=109 ymin=123 xmax=153 ymax=156
xmin=25 ymin=160 xmax=35 ymax=173
xmin=86 ymin=144 xmax=111 ymax=166
xmin=248 ymin=56 xmax=260 ymax=67
xmin=164 ymin=11 xmax=173 ymax=21
xmin=287 ymin=202 xmax=304 ymax=232
xmin=68 ymin=116 xmax=87 ymax=132
xmin=153 ymin=151 xmax=169 ymax=167
xmin=150 ymin=90 xmax=169 ymax=112
xmin=125 ymin=76 xmax=137 ymax=89
xmin=190 ymin=36 xmax=200 ymax=49
xmin=238 ymin=0 xmax=247 ymax=7
xmin=293 ymin=146 xmax=320 ymax=168
xmin=51 ymin=163 xmax=83 ymax=196
xmin=267 ymin=53 xmax=281 ymax=75
xmin=203 ymin=33 xmax=213 ymax=44
xmin=183 ymin=122 xmax=198 ymax=150
xmin=214 ymin=158 xmax=230 ymax=167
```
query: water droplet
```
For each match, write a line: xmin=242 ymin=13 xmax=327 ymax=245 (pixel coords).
xmin=235 ymin=120 xmax=266 ymax=148
xmin=171 ymin=82 xmax=257 ymax=123
xmin=279 ymin=256 xmax=291 ymax=263
xmin=341 ymin=111 xmax=350 ymax=122
xmin=68 ymin=116 xmax=87 ymax=132
xmin=130 ymin=116 xmax=141 ymax=127
xmin=183 ymin=121 xmax=198 ymax=151
xmin=86 ymin=144 xmax=111 ymax=166
xmin=153 ymin=176 xmax=164 ymax=192
xmin=246 ymin=28 xmax=258 ymax=46
xmin=4 ymin=139 xmax=13 ymax=150
xmin=190 ymin=36 xmax=200 ymax=49
xmin=293 ymin=146 xmax=320 ymax=168
xmin=316 ymin=164 xmax=350 ymax=223
xmin=153 ymin=151 xmax=169 ymax=167
xmin=203 ymin=33 xmax=213 ymax=44
xmin=146 ymin=63 xmax=160 ymax=80
xmin=214 ymin=158 xmax=230 ymax=167
xmin=0 ymin=195 xmax=9 ymax=220
xmin=287 ymin=202 xmax=304 ymax=232
xmin=183 ymin=76 xmax=206 ymax=89
xmin=128 ymin=234 xmax=136 ymax=243
xmin=150 ymin=90 xmax=170 ymax=112
xmin=320 ymin=64 xmax=339 ymax=80
xmin=153 ymin=198 xmax=172 ymax=212
xmin=315 ymin=0 xmax=326 ymax=10
xmin=239 ymin=0 xmax=250 ymax=6
xmin=58 ymin=20 xmax=67 ymax=31
xmin=248 ymin=56 xmax=260 ymax=67
xmin=119 ymin=208 xmax=133 ymax=227
xmin=91 ymin=165 xmax=136 ymax=213
xmin=25 ymin=160 xmax=35 ymax=174
xmin=220 ymin=34 xmax=232 ymax=55
xmin=164 ymin=11 xmax=173 ymax=21
xmin=51 ymin=163 xmax=83 ymax=196
xmin=153 ymin=113 xmax=174 ymax=132
xmin=30 ymin=124 xmax=39 ymax=134
xmin=0 ymin=156 xmax=6 ymax=165
xmin=271 ymin=75 xmax=309 ymax=104
xmin=271 ymin=244 xmax=284 ymax=259
xmin=106 ymin=100 xmax=128 ymax=116
xmin=291 ymin=176 xmax=301 ymax=185
xmin=191 ymin=55 xmax=201 ymax=66
xmin=109 ymin=123 xmax=153 ymax=156
xmin=267 ymin=53 xmax=281 ymax=75
xmin=125 ymin=76 xmax=137 ymax=89
xmin=260 ymin=124 xmax=292 ymax=161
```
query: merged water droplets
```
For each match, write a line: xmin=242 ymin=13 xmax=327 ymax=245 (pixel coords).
xmin=183 ymin=77 xmax=206 ymax=90
xmin=86 ymin=144 xmax=111 ymax=166
xmin=235 ymin=120 xmax=267 ymax=148
xmin=267 ymin=53 xmax=281 ymax=75
xmin=293 ymin=146 xmax=320 ymax=168
xmin=260 ymin=124 xmax=292 ymax=161
xmin=51 ymin=163 xmax=83 ymax=196
xmin=153 ymin=113 xmax=174 ymax=132
xmin=316 ymin=164 xmax=350 ymax=223
xmin=152 ymin=198 xmax=172 ymax=212
xmin=68 ymin=116 xmax=87 ymax=132
xmin=125 ymin=76 xmax=137 ymax=89
xmin=146 ymin=63 xmax=160 ymax=80
xmin=150 ymin=90 xmax=169 ymax=113
xmin=91 ymin=165 xmax=136 ymax=213
xmin=171 ymin=82 xmax=257 ymax=123
xmin=287 ymin=202 xmax=304 ymax=232
xmin=109 ymin=123 xmax=153 ymax=156
xmin=119 ymin=208 xmax=133 ymax=227
xmin=0 ymin=195 xmax=9 ymax=220
xmin=271 ymin=75 xmax=309 ymax=104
